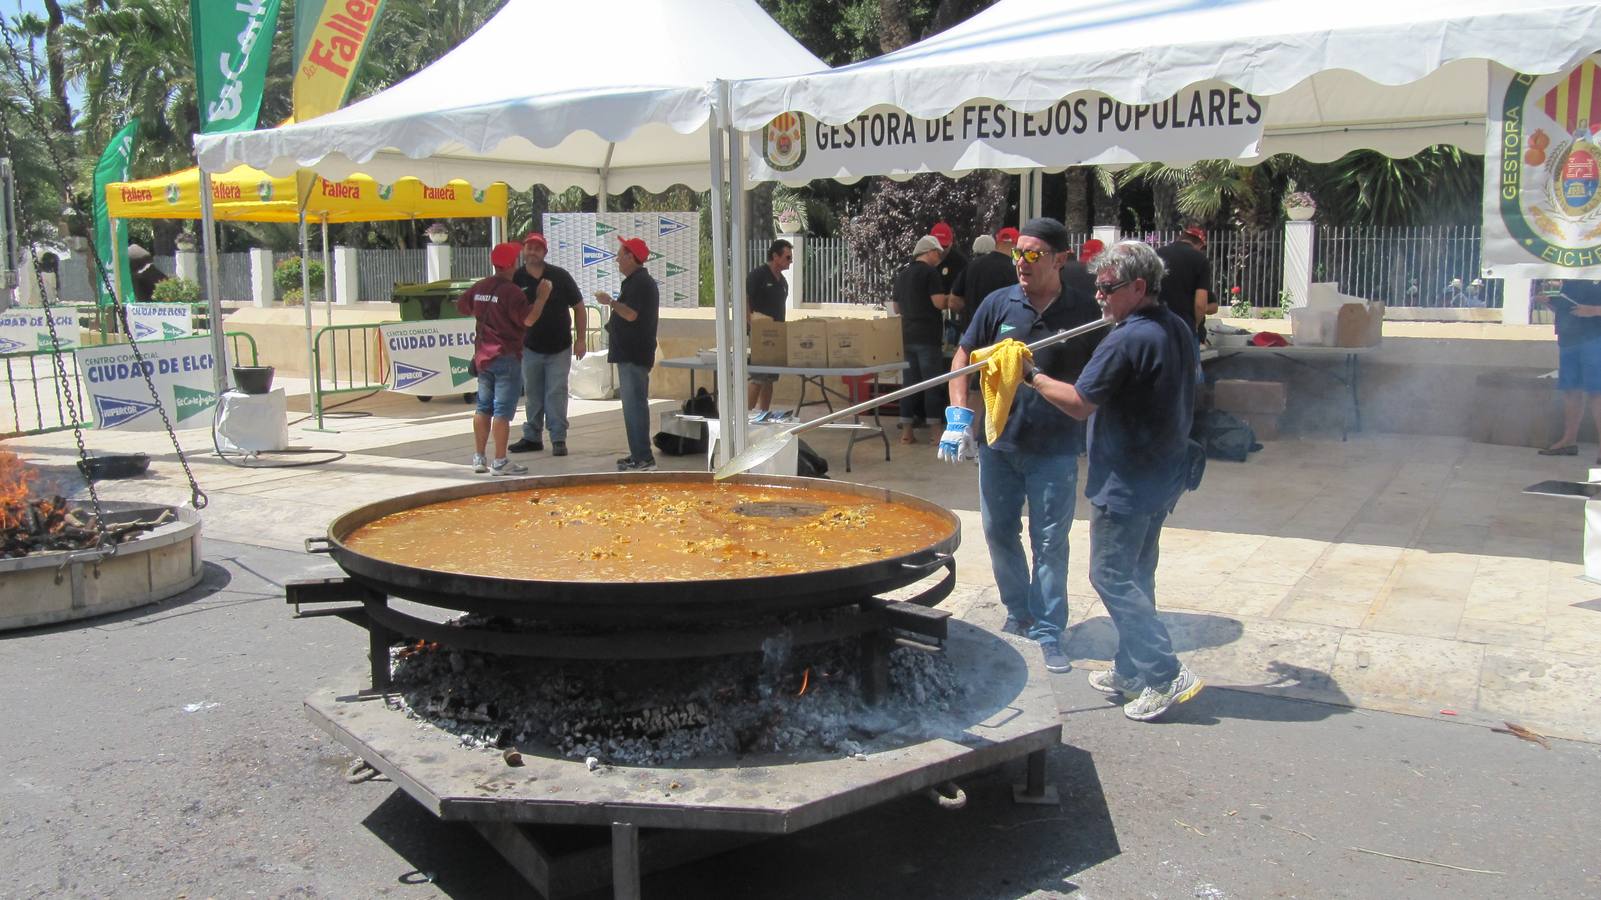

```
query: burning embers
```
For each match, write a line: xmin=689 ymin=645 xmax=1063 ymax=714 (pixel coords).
xmin=0 ymin=452 xmax=172 ymax=557
xmin=387 ymin=618 xmax=962 ymax=767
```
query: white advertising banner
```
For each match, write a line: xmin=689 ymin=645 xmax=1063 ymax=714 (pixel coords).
xmin=1483 ymin=58 xmax=1601 ymax=279
xmin=542 ymin=211 xmax=699 ymax=309
xmin=126 ymin=303 xmax=196 ymax=341
xmin=379 ymin=320 xmax=478 ymax=396
xmin=0 ymin=309 xmax=79 ymax=355
xmin=77 ymin=335 xmax=218 ymax=430
xmin=746 ymin=84 xmax=1265 ymax=184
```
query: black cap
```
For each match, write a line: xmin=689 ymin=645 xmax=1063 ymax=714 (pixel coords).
xmin=1019 ymin=217 xmax=1071 ymax=253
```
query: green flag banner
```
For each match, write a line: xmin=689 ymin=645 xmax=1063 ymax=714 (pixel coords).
xmin=191 ymin=0 xmax=283 ymax=134
xmin=91 ymin=119 xmax=138 ymax=307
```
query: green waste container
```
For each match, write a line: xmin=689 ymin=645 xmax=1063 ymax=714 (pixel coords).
xmin=392 ymin=280 xmax=475 ymax=321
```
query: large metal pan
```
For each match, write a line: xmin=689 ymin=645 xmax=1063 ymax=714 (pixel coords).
xmin=309 ymin=472 xmax=959 ymax=625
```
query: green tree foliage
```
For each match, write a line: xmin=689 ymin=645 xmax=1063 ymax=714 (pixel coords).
xmin=840 ymin=172 xmax=1006 ymax=300
xmin=1302 ymin=146 xmax=1483 ymax=227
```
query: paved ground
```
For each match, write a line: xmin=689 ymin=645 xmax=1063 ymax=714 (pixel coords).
xmin=4 ymin=541 xmax=1597 ymax=900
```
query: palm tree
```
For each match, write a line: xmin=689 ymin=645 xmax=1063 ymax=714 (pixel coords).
xmin=1303 ymin=146 xmax=1482 ymax=227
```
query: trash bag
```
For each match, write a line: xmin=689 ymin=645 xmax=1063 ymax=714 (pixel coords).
xmin=797 ymin=439 xmax=829 ymax=478
xmin=569 ymin=349 xmax=616 ymax=400
xmin=1193 ymin=409 xmax=1259 ymax=463
xmin=681 ymin=387 xmax=717 ymax=418
xmin=654 ymin=431 xmax=705 ymax=456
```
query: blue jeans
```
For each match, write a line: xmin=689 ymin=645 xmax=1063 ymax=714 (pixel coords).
xmin=978 ymin=445 xmax=1078 ymax=643
xmin=616 ymin=361 xmax=652 ymax=462
xmin=1089 ymin=502 xmax=1180 ymax=686
xmin=520 ymin=349 xmax=572 ymax=442
xmin=898 ymin=342 xmax=946 ymax=425
xmin=474 ymin=354 xmax=523 ymax=420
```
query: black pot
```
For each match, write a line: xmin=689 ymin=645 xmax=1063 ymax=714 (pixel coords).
xmin=232 ymin=365 xmax=275 ymax=394
xmin=78 ymin=453 xmax=151 ymax=482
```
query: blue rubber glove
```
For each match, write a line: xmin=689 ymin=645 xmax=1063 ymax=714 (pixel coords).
xmin=937 ymin=405 xmax=976 ymax=464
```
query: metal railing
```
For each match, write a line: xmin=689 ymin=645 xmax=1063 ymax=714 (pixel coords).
xmin=310 ymin=322 xmax=390 ymax=430
xmin=357 ymin=248 xmax=427 ymax=303
xmin=1315 ymin=225 xmax=1501 ymax=308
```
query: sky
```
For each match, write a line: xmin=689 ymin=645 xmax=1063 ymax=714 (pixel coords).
xmin=10 ymin=0 xmax=87 ymax=108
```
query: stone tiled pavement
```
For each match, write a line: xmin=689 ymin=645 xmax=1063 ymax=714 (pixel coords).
xmin=8 ymin=380 xmax=1600 ymax=742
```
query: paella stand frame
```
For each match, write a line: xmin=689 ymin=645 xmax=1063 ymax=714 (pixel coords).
xmin=287 ymin=563 xmax=1061 ymax=900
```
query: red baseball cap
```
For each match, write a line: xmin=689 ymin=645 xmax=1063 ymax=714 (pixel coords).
xmin=1078 ymin=238 xmax=1105 ymax=262
xmin=994 ymin=226 xmax=1020 ymax=244
xmin=618 ymin=236 xmax=650 ymax=264
xmin=522 ymin=232 xmax=547 ymax=249
xmin=490 ymin=241 xmax=522 ymax=268
xmin=929 ymin=221 xmax=954 ymax=248
xmin=1182 ymin=225 xmax=1207 ymax=247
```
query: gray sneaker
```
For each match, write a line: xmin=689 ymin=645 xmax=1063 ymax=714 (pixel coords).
xmin=471 ymin=454 xmax=488 ymax=474
xmin=1088 ymin=669 xmax=1142 ymax=699
xmin=489 ymin=458 xmax=527 ymax=476
xmin=1123 ymin=665 xmax=1203 ymax=721
xmin=1040 ymin=641 xmax=1072 ymax=674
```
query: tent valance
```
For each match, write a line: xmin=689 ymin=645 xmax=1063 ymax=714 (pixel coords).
xmin=107 ymin=165 xmax=507 ymax=223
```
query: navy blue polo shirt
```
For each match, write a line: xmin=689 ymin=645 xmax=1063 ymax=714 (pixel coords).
xmin=1074 ymin=303 xmax=1198 ymax=514
xmin=959 ymin=281 xmax=1104 ymax=455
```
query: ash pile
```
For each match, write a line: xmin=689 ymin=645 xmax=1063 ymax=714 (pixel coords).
xmin=388 ymin=618 xmax=964 ymax=767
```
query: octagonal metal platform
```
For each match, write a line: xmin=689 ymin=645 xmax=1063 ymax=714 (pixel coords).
xmin=305 ymin=620 xmax=1063 ymax=898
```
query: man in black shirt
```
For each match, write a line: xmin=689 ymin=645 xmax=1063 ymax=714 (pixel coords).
xmin=891 ymin=234 xmax=949 ymax=443
xmin=746 ymin=239 xmax=792 ymax=420
xmin=596 ymin=236 xmax=660 ymax=471
xmin=508 ymin=232 xmax=585 ymax=457
xmin=930 ymin=220 xmax=967 ymax=295
xmin=1155 ymin=225 xmax=1211 ymax=337
xmin=951 ymin=226 xmax=1021 ymax=337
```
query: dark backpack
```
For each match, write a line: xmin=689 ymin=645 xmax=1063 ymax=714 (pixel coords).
xmin=1193 ymin=409 xmax=1260 ymax=464
xmin=682 ymin=387 xmax=718 ymax=419
xmin=797 ymin=439 xmax=829 ymax=478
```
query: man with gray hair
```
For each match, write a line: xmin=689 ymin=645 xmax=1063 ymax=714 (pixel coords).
xmin=1026 ymin=239 xmax=1204 ymax=721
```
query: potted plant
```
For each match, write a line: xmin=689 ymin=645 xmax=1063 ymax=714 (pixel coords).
xmin=772 ymin=189 xmax=808 ymax=234
xmin=1283 ymin=184 xmax=1317 ymax=221
xmin=424 ymin=222 xmax=451 ymax=244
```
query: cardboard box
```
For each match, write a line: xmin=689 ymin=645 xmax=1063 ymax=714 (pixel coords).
xmin=827 ymin=317 xmax=904 ymax=367
xmin=1335 ymin=301 xmax=1384 ymax=347
xmin=1241 ymin=412 xmax=1280 ymax=441
xmin=786 ymin=318 xmax=830 ymax=368
xmin=1214 ymin=379 xmax=1287 ymax=415
xmin=750 ymin=319 xmax=788 ymax=366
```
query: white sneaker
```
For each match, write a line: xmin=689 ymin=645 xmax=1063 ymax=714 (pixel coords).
xmin=471 ymin=454 xmax=488 ymax=473
xmin=1123 ymin=665 xmax=1203 ymax=721
xmin=489 ymin=458 xmax=527 ymax=476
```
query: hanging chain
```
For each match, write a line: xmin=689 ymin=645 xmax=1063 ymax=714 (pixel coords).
xmin=0 ymin=18 xmax=206 ymax=511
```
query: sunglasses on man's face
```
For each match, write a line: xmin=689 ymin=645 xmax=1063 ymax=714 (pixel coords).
xmin=1011 ymin=248 xmax=1054 ymax=264
xmin=1094 ymin=279 xmax=1131 ymax=296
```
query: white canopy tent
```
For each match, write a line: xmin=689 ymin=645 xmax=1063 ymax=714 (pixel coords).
xmin=729 ymin=0 xmax=1601 ymax=180
xmin=193 ymin=0 xmax=828 ymax=456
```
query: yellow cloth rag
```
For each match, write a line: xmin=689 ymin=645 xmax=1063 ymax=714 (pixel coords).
xmin=969 ymin=339 xmax=1033 ymax=445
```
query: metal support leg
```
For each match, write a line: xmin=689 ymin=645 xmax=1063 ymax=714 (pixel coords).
xmin=611 ymin=822 xmax=640 ymax=900
xmin=364 ymin=596 xmax=398 ymax=692
xmin=860 ymin=633 xmax=891 ymax=705
xmin=1012 ymin=747 xmax=1060 ymax=805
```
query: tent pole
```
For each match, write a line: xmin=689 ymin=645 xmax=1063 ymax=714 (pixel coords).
xmin=707 ymin=116 xmax=734 ymax=466
xmin=321 ymin=216 xmax=333 ymax=326
xmin=597 ymin=143 xmax=615 ymax=213
xmin=300 ymin=212 xmax=316 ymax=422
xmin=198 ymin=169 xmax=228 ymax=394
xmin=727 ymin=122 xmax=750 ymax=454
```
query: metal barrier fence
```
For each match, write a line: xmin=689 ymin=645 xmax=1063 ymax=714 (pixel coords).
xmin=357 ymin=248 xmax=428 ymax=302
xmin=455 ymin=246 xmax=489 ymax=277
xmin=310 ymin=322 xmax=389 ymax=430
xmin=1143 ymin=228 xmax=1286 ymax=311
xmin=1315 ymin=225 xmax=1501 ymax=308
xmin=2 ymin=331 xmax=259 ymax=437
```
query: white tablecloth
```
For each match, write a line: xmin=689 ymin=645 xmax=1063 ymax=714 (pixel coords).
xmin=215 ymin=389 xmax=289 ymax=452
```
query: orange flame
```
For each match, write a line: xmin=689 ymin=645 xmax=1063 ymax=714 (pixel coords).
xmin=0 ymin=452 xmax=38 ymax=531
xmin=796 ymin=667 xmax=811 ymax=697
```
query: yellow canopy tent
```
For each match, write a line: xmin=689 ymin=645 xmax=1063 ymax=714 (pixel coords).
xmin=106 ymin=165 xmax=508 ymax=223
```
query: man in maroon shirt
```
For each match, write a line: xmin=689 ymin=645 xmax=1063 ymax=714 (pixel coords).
xmin=456 ymin=242 xmax=551 ymax=475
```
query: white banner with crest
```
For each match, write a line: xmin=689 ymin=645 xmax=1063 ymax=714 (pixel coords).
xmin=747 ymin=83 xmax=1264 ymax=184
xmin=1483 ymin=58 xmax=1601 ymax=279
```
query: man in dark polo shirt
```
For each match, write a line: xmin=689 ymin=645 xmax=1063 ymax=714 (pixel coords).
xmin=942 ymin=217 xmax=1105 ymax=675
xmin=596 ymin=236 xmax=660 ymax=472
xmin=746 ymin=239 xmax=792 ymax=421
xmin=1156 ymin=224 xmax=1212 ymax=338
xmin=456 ymin=242 xmax=551 ymax=477
xmin=508 ymin=232 xmax=585 ymax=457
xmin=890 ymin=234 xmax=949 ymax=443
xmin=929 ymin=220 xmax=967 ymax=295
xmin=1028 ymin=239 xmax=1204 ymax=722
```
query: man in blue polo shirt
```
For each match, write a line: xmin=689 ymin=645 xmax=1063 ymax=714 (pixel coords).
xmin=941 ymin=217 xmax=1105 ymax=675
xmin=1027 ymin=239 xmax=1204 ymax=722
